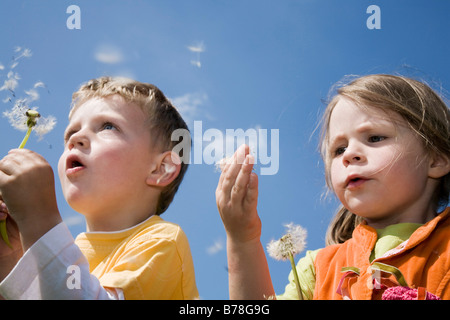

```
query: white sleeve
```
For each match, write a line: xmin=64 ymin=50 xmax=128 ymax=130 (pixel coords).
xmin=0 ymin=222 xmax=123 ymax=300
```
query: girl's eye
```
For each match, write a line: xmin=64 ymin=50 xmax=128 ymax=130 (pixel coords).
xmin=334 ymin=146 xmax=346 ymax=157
xmin=368 ymin=135 xmax=386 ymax=143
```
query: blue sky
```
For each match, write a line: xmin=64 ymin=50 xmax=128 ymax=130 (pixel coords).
xmin=0 ymin=0 xmax=449 ymax=299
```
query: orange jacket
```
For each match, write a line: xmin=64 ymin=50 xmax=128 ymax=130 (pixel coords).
xmin=313 ymin=207 xmax=450 ymax=300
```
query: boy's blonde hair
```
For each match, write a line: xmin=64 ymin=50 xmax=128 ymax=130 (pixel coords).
xmin=320 ymin=74 xmax=450 ymax=245
xmin=71 ymin=76 xmax=190 ymax=215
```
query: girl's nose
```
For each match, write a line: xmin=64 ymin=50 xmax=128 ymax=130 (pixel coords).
xmin=342 ymin=143 xmax=365 ymax=166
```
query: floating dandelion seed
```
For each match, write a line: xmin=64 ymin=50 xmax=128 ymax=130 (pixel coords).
xmin=267 ymin=223 xmax=307 ymax=299
xmin=187 ymin=42 xmax=205 ymax=69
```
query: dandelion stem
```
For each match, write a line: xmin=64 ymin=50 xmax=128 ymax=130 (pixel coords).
xmin=0 ymin=220 xmax=12 ymax=248
xmin=18 ymin=126 xmax=33 ymax=149
xmin=288 ymin=252 xmax=303 ymax=300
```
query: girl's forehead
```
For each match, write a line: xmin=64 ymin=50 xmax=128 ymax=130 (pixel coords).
xmin=329 ymin=97 xmax=405 ymax=128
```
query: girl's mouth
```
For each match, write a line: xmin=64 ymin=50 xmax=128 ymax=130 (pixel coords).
xmin=345 ymin=176 xmax=369 ymax=189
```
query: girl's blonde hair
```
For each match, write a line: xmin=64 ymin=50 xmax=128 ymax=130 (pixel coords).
xmin=70 ymin=77 xmax=190 ymax=215
xmin=320 ymin=74 xmax=450 ymax=245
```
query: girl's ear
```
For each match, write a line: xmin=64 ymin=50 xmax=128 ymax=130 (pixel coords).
xmin=428 ymin=152 xmax=450 ymax=179
xmin=146 ymin=151 xmax=182 ymax=187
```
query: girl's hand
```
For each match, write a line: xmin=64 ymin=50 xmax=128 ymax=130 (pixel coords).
xmin=216 ymin=144 xmax=261 ymax=243
xmin=216 ymin=145 xmax=275 ymax=299
xmin=0 ymin=149 xmax=61 ymax=251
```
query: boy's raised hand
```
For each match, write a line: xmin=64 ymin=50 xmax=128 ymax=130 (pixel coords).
xmin=0 ymin=149 xmax=62 ymax=251
xmin=216 ymin=144 xmax=261 ymax=243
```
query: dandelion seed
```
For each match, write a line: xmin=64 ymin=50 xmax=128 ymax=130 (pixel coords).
xmin=13 ymin=47 xmax=32 ymax=60
xmin=187 ymin=42 xmax=205 ymax=53
xmin=21 ymin=48 xmax=32 ymax=58
xmin=10 ymin=61 xmax=19 ymax=69
xmin=33 ymin=81 xmax=45 ymax=89
xmin=0 ymin=71 xmax=20 ymax=92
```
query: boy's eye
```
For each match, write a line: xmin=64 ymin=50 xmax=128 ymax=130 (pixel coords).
xmin=102 ymin=122 xmax=115 ymax=130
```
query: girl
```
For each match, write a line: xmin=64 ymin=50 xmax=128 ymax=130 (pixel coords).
xmin=216 ymin=74 xmax=450 ymax=300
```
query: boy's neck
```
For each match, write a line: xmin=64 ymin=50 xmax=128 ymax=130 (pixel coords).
xmin=85 ymin=210 xmax=156 ymax=232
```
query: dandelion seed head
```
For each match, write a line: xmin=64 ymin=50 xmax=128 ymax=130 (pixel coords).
xmin=3 ymin=104 xmax=56 ymax=138
xmin=34 ymin=115 xmax=56 ymax=139
xmin=267 ymin=223 xmax=307 ymax=261
xmin=3 ymin=103 xmax=29 ymax=131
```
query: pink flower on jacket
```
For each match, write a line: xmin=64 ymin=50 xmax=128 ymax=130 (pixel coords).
xmin=382 ymin=286 xmax=440 ymax=300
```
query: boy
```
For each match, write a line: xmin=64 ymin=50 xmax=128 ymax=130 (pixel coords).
xmin=0 ymin=77 xmax=198 ymax=299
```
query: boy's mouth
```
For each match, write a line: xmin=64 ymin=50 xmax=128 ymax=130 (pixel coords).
xmin=66 ymin=155 xmax=86 ymax=174
xmin=70 ymin=160 xmax=84 ymax=168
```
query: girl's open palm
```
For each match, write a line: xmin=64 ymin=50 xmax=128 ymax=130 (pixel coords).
xmin=216 ymin=144 xmax=261 ymax=243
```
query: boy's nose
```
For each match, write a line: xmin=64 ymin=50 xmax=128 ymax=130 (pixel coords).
xmin=68 ymin=131 xmax=90 ymax=150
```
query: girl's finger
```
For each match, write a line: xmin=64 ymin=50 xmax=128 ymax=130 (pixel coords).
xmin=230 ymin=154 xmax=255 ymax=204
xmin=243 ymin=172 xmax=259 ymax=211
xmin=220 ymin=145 xmax=250 ymax=202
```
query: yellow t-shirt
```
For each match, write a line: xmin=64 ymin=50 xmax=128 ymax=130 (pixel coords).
xmin=75 ymin=215 xmax=199 ymax=300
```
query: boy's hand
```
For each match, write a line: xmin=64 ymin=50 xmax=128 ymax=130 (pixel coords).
xmin=216 ymin=144 xmax=261 ymax=243
xmin=0 ymin=202 xmax=22 ymax=255
xmin=0 ymin=200 xmax=23 ymax=282
xmin=0 ymin=149 xmax=62 ymax=251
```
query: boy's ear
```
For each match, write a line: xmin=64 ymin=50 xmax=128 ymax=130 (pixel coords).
xmin=146 ymin=151 xmax=182 ymax=187
xmin=428 ymin=152 xmax=450 ymax=179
